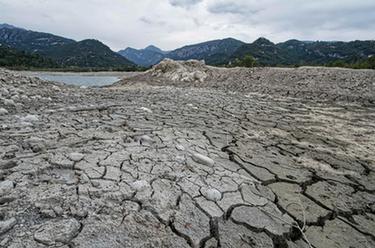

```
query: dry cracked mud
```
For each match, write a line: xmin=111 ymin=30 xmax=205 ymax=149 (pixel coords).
xmin=0 ymin=62 xmax=375 ymax=248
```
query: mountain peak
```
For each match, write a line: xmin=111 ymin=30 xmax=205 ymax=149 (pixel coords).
xmin=144 ymin=45 xmax=162 ymax=52
xmin=0 ymin=23 xmax=20 ymax=30
xmin=253 ymin=37 xmax=274 ymax=46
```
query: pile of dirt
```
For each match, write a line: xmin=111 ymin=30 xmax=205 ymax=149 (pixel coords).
xmin=116 ymin=60 xmax=375 ymax=105
xmin=150 ymin=59 xmax=212 ymax=83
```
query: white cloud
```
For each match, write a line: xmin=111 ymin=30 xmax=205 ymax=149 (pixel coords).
xmin=0 ymin=0 xmax=374 ymax=51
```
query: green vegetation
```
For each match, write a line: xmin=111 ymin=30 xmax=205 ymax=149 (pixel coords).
xmin=0 ymin=45 xmax=58 ymax=69
xmin=0 ymin=27 xmax=137 ymax=70
xmin=231 ymin=38 xmax=375 ymax=68
xmin=0 ymin=45 xmax=144 ymax=71
xmin=326 ymin=56 xmax=375 ymax=69
xmin=231 ymin=54 xmax=256 ymax=67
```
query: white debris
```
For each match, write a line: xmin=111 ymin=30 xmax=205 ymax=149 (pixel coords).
xmin=3 ymin=99 xmax=15 ymax=106
xmin=201 ymin=187 xmax=222 ymax=201
xmin=139 ymin=135 xmax=153 ymax=145
xmin=176 ymin=144 xmax=185 ymax=151
xmin=0 ymin=108 xmax=9 ymax=115
xmin=140 ymin=107 xmax=153 ymax=113
xmin=0 ymin=180 xmax=15 ymax=196
xmin=20 ymin=114 xmax=39 ymax=122
xmin=33 ymin=219 xmax=81 ymax=246
xmin=192 ymin=153 xmax=214 ymax=166
xmin=0 ymin=217 xmax=17 ymax=235
xmin=68 ymin=152 xmax=85 ymax=162
xmin=131 ymin=180 xmax=150 ymax=191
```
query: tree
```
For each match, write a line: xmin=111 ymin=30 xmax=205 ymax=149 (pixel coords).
xmin=241 ymin=54 xmax=256 ymax=67
xmin=231 ymin=54 xmax=256 ymax=68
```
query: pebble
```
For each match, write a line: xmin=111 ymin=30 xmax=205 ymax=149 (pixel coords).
xmin=68 ymin=152 xmax=85 ymax=162
xmin=176 ymin=144 xmax=185 ymax=151
xmin=131 ymin=180 xmax=150 ymax=191
xmin=192 ymin=153 xmax=214 ymax=166
xmin=139 ymin=135 xmax=153 ymax=145
xmin=0 ymin=217 xmax=17 ymax=235
xmin=0 ymin=108 xmax=8 ymax=115
xmin=3 ymin=99 xmax=15 ymax=106
xmin=20 ymin=114 xmax=39 ymax=122
xmin=34 ymin=219 xmax=81 ymax=246
xmin=0 ymin=180 xmax=14 ymax=196
xmin=201 ymin=188 xmax=222 ymax=201
xmin=140 ymin=107 xmax=153 ymax=113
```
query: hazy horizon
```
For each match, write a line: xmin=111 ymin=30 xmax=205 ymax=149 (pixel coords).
xmin=1 ymin=0 xmax=374 ymax=51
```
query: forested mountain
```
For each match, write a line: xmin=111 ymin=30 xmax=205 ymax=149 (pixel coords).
xmin=0 ymin=24 xmax=135 ymax=69
xmin=119 ymin=38 xmax=245 ymax=66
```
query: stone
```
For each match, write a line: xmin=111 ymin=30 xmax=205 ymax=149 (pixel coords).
xmin=20 ymin=114 xmax=39 ymax=122
xmin=140 ymin=107 xmax=153 ymax=113
xmin=131 ymin=180 xmax=150 ymax=191
xmin=68 ymin=152 xmax=85 ymax=162
xmin=0 ymin=180 xmax=14 ymax=196
xmin=0 ymin=107 xmax=8 ymax=115
xmin=0 ymin=217 xmax=17 ymax=235
xmin=175 ymin=144 xmax=185 ymax=151
xmin=201 ymin=187 xmax=222 ymax=201
xmin=139 ymin=135 xmax=153 ymax=145
xmin=34 ymin=219 xmax=81 ymax=246
xmin=192 ymin=153 xmax=214 ymax=166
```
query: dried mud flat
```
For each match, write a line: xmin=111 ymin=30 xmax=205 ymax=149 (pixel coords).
xmin=1 ymin=62 xmax=375 ymax=248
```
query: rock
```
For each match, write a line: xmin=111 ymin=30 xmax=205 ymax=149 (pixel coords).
xmin=3 ymin=99 xmax=15 ymax=106
xmin=20 ymin=114 xmax=39 ymax=122
xmin=139 ymin=135 xmax=153 ymax=145
xmin=0 ymin=217 xmax=17 ymax=235
xmin=192 ymin=153 xmax=214 ymax=166
xmin=34 ymin=219 xmax=81 ymax=246
xmin=201 ymin=187 xmax=222 ymax=201
xmin=23 ymin=137 xmax=46 ymax=152
xmin=131 ymin=180 xmax=150 ymax=191
xmin=68 ymin=152 xmax=85 ymax=162
xmin=0 ymin=180 xmax=14 ymax=196
xmin=140 ymin=107 xmax=152 ymax=113
xmin=0 ymin=107 xmax=8 ymax=115
xmin=175 ymin=144 xmax=185 ymax=151
xmin=0 ymin=160 xmax=18 ymax=170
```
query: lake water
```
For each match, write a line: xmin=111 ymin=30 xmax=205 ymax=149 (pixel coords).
xmin=36 ymin=74 xmax=121 ymax=87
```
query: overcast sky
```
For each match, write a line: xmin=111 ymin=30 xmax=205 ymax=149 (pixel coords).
xmin=0 ymin=0 xmax=374 ymax=51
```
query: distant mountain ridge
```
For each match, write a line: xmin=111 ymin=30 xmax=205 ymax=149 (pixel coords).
xmin=119 ymin=38 xmax=245 ymax=66
xmin=118 ymin=46 xmax=166 ymax=67
xmin=119 ymin=37 xmax=375 ymax=67
xmin=0 ymin=24 xmax=135 ymax=69
xmin=233 ymin=38 xmax=375 ymax=66
xmin=0 ymin=23 xmax=374 ymax=69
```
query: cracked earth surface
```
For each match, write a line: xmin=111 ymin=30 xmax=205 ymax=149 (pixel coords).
xmin=0 ymin=67 xmax=375 ymax=247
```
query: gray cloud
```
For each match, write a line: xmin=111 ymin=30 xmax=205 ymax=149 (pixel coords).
xmin=208 ymin=1 xmax=261 ymax=15
xmin=169 ymin=0 xmax=202 ymax=7
xmin=0 ymin=0 xmax=373 ymax=51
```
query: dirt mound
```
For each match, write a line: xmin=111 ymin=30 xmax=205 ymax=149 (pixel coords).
xmin=148 ymin=59 xmax=220 ymax=83
xmin=115 ymin=60 xmax=375 ymax=105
